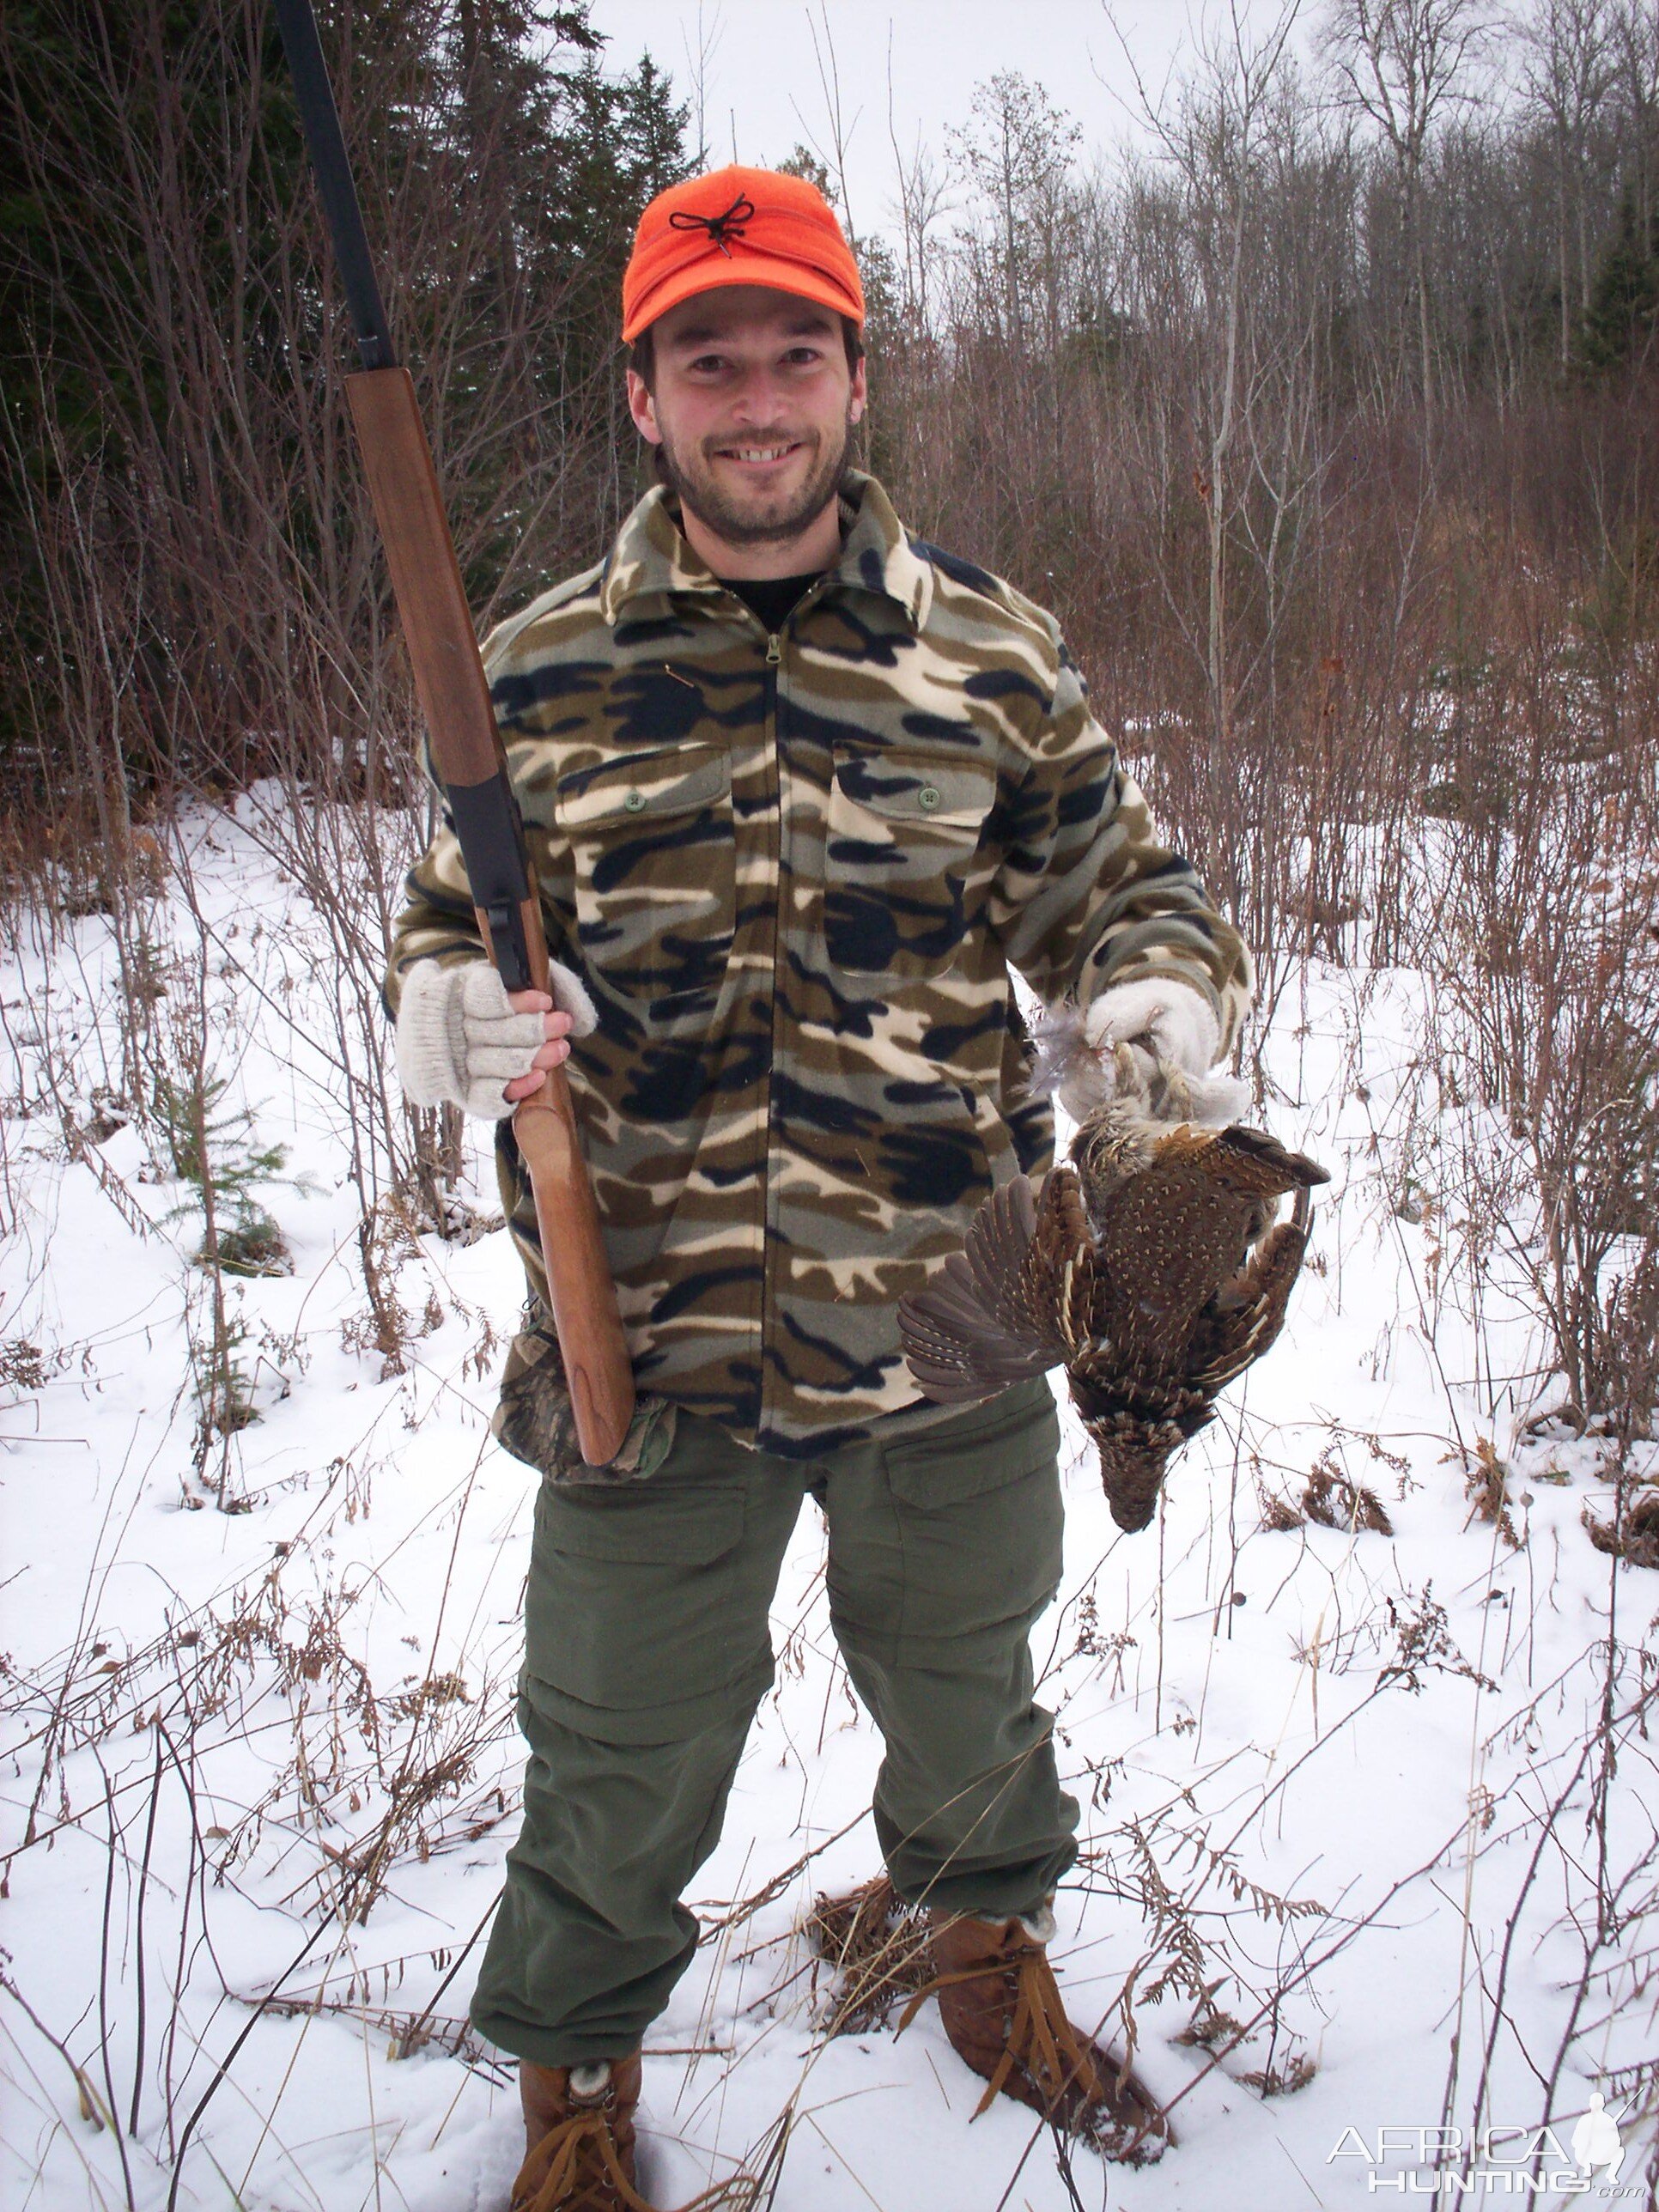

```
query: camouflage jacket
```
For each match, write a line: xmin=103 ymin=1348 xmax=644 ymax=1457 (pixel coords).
xmin=386 ymin=470 xmax=1252 ymax=1462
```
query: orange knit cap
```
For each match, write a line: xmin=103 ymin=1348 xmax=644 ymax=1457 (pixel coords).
xmin=622 ymin=163 xmax=865 ymax=344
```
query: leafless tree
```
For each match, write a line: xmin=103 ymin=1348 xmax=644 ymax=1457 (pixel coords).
xmin=797 ymin=0 xmax=863 ymax=245
xmin=887 ymin=48 xmax=954 ymax=337
xmin=1521 ymin=0 xmax=1619 ymax=366
xmin=949 ymin=71 xmax=1086 ymax=356
xmin=1324 ymin=0 xmax=1492 ymax=416
xmin=1608 ymin=0 xmax=1659 ymax=250
xmin=1102 ymin=5 xmax=1311 ymax=920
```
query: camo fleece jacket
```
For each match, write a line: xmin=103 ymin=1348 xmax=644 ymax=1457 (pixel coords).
xmin=385 ymin=469 xmax=1253 ymax=1460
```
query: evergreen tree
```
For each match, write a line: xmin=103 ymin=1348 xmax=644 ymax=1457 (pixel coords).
xmin=1577 ymin=191 xmax=1659 ymax=372
xmin=0 ymin=0 xmax=691 ymax=805
xmin=777 ymin=145 xmax=836 ymax=204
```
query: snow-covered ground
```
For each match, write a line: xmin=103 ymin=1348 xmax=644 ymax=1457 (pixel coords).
xmin=3 ymin=799 xmax=1654 ymax=2211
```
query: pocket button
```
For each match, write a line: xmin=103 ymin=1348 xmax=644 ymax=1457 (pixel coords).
xmin=917 ymin=785 xmax=941 ymax=811
xmin=623 ymin=789 xmax=647 ymax=812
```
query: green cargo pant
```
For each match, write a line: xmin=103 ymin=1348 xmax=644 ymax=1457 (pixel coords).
xmin=470 ymin=1376 xmax=1078 ymax=2067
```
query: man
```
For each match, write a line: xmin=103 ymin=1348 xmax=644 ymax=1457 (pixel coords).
xmin=387 ymin=165 xmax=1252 ymax=2212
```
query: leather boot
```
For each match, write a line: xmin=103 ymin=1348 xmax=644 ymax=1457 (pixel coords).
xmin=510 ymin=2051 xmax=655 ymax=2212
xmin=912 ymin=1909 xmax=1173 ymax=2163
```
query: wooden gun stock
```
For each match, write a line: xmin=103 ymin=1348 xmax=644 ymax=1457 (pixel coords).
xmin=345 ymin=367 xmax=635 ymax=1466
xmin=270 ymin=0 xmax=632 ymax=1462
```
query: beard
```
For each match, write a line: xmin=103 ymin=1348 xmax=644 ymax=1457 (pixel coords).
xmin=655 ymin=405 xmax=853 ymax=549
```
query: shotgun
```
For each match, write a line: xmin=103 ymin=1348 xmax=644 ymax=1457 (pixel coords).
xmin=273 ymin=0 xmax=635 ymax=1464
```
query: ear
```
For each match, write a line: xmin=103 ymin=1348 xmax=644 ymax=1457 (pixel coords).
xmin=626 ymin=368 xmax=662 ymax=446
xmin=848 ymin=353 xmax=867 ymax=426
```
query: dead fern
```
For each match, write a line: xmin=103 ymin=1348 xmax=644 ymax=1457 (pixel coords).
xmin=1238 ymin=2053 xmax=1318 ymax=2095
xmin=1171 ymin=1991 xmax=1254 ymax=2050
xmin=1459 ymin=1437 xmax=1523 ymax=1549
xmin=343 ymin=1183 xmax=447 ymax=1379
xmin=1303 ymin=1452 xmax=1394 ymax=1534
xmin=1109 ymin=1814 xmax=1332 ymax=2104
xmin=386 ymin=1671 xmax=471 ymax=1722
xmin=1122 ymin=1826 xmax=1228 ymax=2043
xmin=1583 ymin=1489 xmax=1659 ymax=1570
xmin=1186 ymin=1837 xmax=1325 ymax=1927
xmin=802 ymin=1873 xmax=933 ymax=2035
xmin=0 ymin=1337 xmax=70 ymax=1392
xmin=1258 ymin=1487 xmax=1306 ymax=1531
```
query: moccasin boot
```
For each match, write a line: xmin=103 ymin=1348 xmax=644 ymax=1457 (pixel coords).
xmin=913 ymin=1910 xmax=1173 ymax=2164
xmin=511 ymin=2051 xmax=655 ymax=2212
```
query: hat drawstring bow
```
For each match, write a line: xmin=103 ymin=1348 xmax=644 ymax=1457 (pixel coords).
xmin=667 ymin=193 xmax=756 ymax=257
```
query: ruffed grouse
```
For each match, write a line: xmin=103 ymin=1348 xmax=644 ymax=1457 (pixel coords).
xmin=898 ymin=1035 xmax=1328 ymax=1532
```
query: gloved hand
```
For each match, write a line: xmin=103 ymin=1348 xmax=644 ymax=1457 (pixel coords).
xmin=1081 ymin=976 xmax=1219 ymax=1073
xmin=394 ymin=957 xmax=598 ymax=1120
xmin=1049 ymin=977 xmax=1247 ymax=1124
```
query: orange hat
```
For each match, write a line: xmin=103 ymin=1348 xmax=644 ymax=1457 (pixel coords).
xmin=622 ymin=163 xmax=865 ymax=344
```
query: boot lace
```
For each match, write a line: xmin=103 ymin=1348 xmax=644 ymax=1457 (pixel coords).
xmin=514 ymin=2106 xmax=762 ymax=2212
xmin=512 ymin=2108 xmax=657 ymax=2212
xmin=896 ymin=1950 xmax=1091 ymax=2111
xmin=896 ymin=1944 xmax=1166 ymax=2159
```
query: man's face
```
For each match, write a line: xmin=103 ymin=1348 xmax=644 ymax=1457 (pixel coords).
xmin=627 ymin=286 xmax=866 ymax=550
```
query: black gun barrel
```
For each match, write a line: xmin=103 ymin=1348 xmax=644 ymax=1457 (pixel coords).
xmin=270 ymin=0 xmax=397 ymax=371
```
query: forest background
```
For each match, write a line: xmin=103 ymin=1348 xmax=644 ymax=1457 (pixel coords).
xmin=3 ymin=1 xmax=1659 ymax=2205
xmin=5 ymin=0 xmax=1658 ymax=1430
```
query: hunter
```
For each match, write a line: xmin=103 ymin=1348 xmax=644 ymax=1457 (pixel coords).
xmin=386 ymin=165 xmax=1252 ymax=2212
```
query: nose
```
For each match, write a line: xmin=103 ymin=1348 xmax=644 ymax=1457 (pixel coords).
xmin=726 ymin=362 xmax=791 ymax=425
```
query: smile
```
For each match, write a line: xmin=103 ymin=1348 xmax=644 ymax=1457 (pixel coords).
xmin=714 ymin=442 xmax=804 ymax=466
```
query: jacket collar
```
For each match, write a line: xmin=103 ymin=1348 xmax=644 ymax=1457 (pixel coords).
xmin=598 ymin=468 xmax=933 ymax=632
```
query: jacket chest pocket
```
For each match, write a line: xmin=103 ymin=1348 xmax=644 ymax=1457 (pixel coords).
xmin=823 ymin=745 xmax=996 ymax=976
xmin=555 ymin=744 xmax=735 ymax=1012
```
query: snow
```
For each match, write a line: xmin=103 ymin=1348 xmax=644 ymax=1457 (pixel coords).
xmin=2 ymin=800 xmax=1654 ymax=2210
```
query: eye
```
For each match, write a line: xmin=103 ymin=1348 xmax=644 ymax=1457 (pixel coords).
xmin=685 ymin=351 xmax=729 ymax=376
xmin=782 ymin=345 xmax=824 ymax=367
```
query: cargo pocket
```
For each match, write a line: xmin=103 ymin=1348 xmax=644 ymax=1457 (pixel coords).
xmin=555 ymin=743 xmax=734 ymax=1012
xmin=882 ymin=1380 xmax=1063 ymax=1650
xmin=824 ymin=745 xmax=995 ymax=977
xmin=525 ymin=1478 xmax=762 ymax=1742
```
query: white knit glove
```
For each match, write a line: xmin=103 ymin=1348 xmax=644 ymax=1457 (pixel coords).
xmin=1083 ymin=977 xmax=1218 ymax=1073
xmin=394 ymin=957 xmax=598 ymax=1120
xmin=1055 ymin=977 xmax=1248 ymax=1125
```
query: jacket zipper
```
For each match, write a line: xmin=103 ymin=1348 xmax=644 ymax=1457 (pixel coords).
xmin=747 ymin=594 xmax=823 ymax=1437
xmin=757 ymin=626 xmax=787 ymax=1435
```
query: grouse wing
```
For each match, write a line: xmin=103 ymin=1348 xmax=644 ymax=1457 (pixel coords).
xmin=1185 ymin=1186 xmax=1315 ymax=1395
xmin=898 ymin=1169 xmax=1093 ymax=1403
